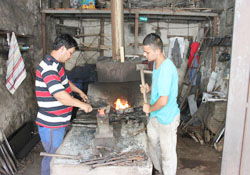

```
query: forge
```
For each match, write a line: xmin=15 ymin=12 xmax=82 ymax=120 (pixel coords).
xmin=50 ymin=98 xmax=152 ymax=175
xmin=49 ymin=57 xmax=153 ymax=174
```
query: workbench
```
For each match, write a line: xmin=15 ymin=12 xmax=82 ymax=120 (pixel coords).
xmin=50 ymin=114 xmax=152 ymax=175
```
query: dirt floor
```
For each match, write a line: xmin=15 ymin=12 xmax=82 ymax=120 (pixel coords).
xmin=16 ymin=131 xmax=222 ymax=175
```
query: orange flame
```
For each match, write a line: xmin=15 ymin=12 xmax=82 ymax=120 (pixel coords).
xmin=114 ymin=98 xmax=130 ymax=110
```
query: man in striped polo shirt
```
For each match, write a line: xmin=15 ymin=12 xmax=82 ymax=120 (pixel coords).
xmin=35 ymin=34 xmax=93 ymax=175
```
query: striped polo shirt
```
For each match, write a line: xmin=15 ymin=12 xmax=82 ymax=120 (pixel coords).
xmin=35 ymin=55 xmax=73 ymax=128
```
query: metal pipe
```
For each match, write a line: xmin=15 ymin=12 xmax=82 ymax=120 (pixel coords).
xmin=0 ymin=129 xmax=17 ymax=166
xmin=111 ymin=0 xmax=124 ymax=60
xmin=42 ymin=12 xmax=47 ymax=58
xmin=134 ymin=12 xmax=139 ymax=55
xmin=100 ymin=18 xmax=105 ymax=57
xmin=211 ymin=16 xmax=218 ymax=71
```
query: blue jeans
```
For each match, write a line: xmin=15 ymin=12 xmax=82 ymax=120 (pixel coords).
xmin=38 ymin=126 xmax=66 ymax=175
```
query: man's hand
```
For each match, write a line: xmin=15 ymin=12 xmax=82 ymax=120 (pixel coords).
xmin=143 ymin=103 xmax=151 ymax=114
xmin=79 ymin=103 xmax=93 ymax=113
xmin=140 ymin=83 xmax=150 ymax=94
xmin=79 ymin=91 xmax=88 ymax=102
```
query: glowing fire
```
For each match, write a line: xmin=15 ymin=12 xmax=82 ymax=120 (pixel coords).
xmin=114 ymin=98 xmax=130 ymax=110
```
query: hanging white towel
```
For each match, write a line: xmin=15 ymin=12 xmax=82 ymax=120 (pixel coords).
xmin=168 ymin=37 xmax=185 ymax=59
xmin=5 ymin=32 xmax=27 ymax=94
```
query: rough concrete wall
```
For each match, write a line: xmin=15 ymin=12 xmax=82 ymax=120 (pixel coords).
xmin=201 ymin=0 xmax=225 ymax=9
xmin=0 ymin=0 xmax=43 ymax=136
xmin=200 ymin=0 xmax=234 ymax=95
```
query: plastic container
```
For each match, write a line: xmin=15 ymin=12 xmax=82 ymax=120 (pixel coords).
xmin=78 ymin=0 xmax=95 ymax=9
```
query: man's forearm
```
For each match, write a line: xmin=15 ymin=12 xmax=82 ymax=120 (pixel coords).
xmin=150 ymin=96 xmax=168 ymax=112
xmin=54 ymin=90 xmax=86 ymax=108
xmin=69 ymin=80 xmax=83 ymax=94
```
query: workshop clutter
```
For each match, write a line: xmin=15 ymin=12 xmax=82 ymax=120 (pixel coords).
xmin=0 ymin=128 xmax=18 ymax=175
xmin=178 ymin=30 xmax=229 ymax=152
xmin=69 ymin=0 xmax=95 ymax=8
xmin=79 ymin=0 xmax=95 ymax=9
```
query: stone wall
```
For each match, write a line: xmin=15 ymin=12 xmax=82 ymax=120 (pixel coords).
xmin=0 ymin=0 xmax=42 ymax=136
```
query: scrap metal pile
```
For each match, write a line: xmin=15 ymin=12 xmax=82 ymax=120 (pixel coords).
xmin=0 ymin=128 xmax=18 ymax=175
xmin=41 ymin=149 xmax=147 ymax=168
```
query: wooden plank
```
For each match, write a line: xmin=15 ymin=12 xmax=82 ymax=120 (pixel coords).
xmin=41 ymin=8 xmax=218 ymax=17
xmin=221 ymin=0 xmax=250 ymax=174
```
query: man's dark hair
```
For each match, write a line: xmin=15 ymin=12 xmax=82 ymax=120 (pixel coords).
xmin=143 ymin=33 xmax=163 ymax=52
xmin=53 ymin=33 xmax=78 ymax=50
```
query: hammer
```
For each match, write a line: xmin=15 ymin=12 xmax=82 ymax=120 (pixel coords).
xmin=136 ymin=64 xmax=150 ymax=116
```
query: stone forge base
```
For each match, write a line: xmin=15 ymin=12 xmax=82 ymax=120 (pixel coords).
xmin=50 ymin=120 xmax=152 ymax=175
xmin=51 ymin=164 xmax=151 ymax=175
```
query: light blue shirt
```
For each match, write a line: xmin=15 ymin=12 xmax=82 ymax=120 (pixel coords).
xmin=150 ymin=59 xmax=180 ymax=125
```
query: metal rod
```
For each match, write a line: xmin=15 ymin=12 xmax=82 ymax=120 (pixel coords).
xmin=0 ymin=144 xmax=14 ymax=175
xmin=134 ymin=12 xmax=139 ymax=55
xmin=0 ymin=128 xmax=18 ymax=165
xmin=0 ymin=156 xmax=11 ymax=175
xmin=1 ymin=143 xmax=17 ymax=173
xmin=40 ymin=152 xmax=81 ymax=160
xmin=42 ymin=12 xmax=46 ymax=58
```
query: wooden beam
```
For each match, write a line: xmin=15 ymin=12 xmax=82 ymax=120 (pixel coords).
xmin=41 ymin=8 xmax=218 ymax=17
xmin=221 ymin=0 xmax=250 ymax=174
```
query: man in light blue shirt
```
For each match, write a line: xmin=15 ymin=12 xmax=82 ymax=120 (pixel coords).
xmin=141 ymin=33 xmax=180 ymax=175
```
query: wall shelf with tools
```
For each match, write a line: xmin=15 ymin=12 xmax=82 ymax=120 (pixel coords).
xmin=0 ymin=30 xmax=32 ymax=56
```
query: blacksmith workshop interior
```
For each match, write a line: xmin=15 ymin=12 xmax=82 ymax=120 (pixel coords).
xmin=0 ymin=0 xmax=249 ymax=175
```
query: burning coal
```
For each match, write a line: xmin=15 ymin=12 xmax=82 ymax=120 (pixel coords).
xmin=114 ymin=98 xmax=130 ymax=110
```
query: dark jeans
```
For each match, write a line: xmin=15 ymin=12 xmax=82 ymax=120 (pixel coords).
xmin=38 ymin=126 xmax=66 ymax=175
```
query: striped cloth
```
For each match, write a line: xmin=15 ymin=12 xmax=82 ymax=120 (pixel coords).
xmin=35 ymin=55 xmax=73 ymax=128
xmin=5 ymin=32 xmax=26 ymax=94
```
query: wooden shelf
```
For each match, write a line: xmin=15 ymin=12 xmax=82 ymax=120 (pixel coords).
xmin=0 ymin=47 xmax=30 ymax=54
xmin=0 ymin=30 xmax=32 ymax=38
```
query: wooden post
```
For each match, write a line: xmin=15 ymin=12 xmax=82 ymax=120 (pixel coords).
xmin=212 ymin=16 xmax=218 ymax=71
xmin=134 ymin=12 xmax=139 ymax=55
xmin=120 ymin=46 xmax=124 ymax=63
xmin=221 ymin=0 xmax=250 ymax=174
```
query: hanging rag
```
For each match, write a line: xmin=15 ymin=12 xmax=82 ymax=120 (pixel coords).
xmin=5 ymin=32 xmax=27 ymax=94
xmin=171 ymin=38 xmax=182 ymax=68
xmin=188 ymin=42 xmax=199 ymax=68
xmin=168 ymin=37 xmax=185 ymax=60
xmin=188 ymin=42 xmax=200 ymax=86
xmin=189 ymin=54 xmax=199 ymax=86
